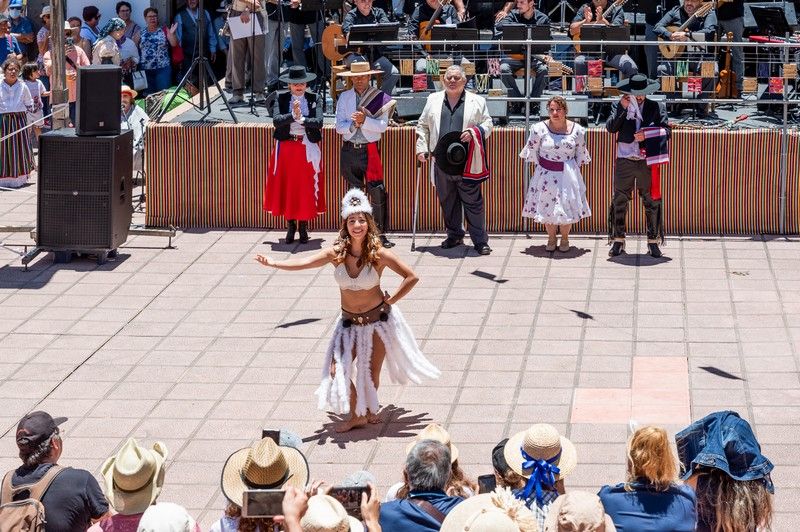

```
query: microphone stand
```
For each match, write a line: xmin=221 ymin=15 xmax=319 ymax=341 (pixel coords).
xmin=246 ymin=0 xmax=266 ymax=116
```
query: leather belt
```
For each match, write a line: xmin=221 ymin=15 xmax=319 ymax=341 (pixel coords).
xmin=344 ymin=140 xmax=372 ymax=149
xmin=341 ymin=302 xmax=391 ymax=327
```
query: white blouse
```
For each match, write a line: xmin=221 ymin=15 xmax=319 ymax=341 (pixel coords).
xmin=0 ymin=80 xmax=33 ymax=114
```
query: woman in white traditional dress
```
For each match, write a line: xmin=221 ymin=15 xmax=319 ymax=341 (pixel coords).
xmin=256 ymin=189 xmax=440 ymax=433
xmin=0 ymin=58 xmax=34 ymax=188
xmin=520 ymin=95 xmax=592 ymax=253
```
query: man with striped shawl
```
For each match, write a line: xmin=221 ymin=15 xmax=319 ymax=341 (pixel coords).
xmin=606 ymin=74 xmax=670 ymax=258
xmin=335 ymin=60 xmax=397 ymax=248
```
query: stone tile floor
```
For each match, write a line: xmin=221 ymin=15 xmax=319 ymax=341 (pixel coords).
xmin=1 ymin=188 xmax=799 ymax=527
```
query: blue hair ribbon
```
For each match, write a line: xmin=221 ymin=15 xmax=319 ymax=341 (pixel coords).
xmin=518 ymin=448 xmax=561 ymax=502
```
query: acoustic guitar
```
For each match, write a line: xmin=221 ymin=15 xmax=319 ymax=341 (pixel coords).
xmin=716 ymin=31 xmax=738 ymax=98
xmin=322 ymin=23 xmax=349 ymax=62
xmin=419 ymin=0 xmax=452 ymax=51
xmin=658 ymin=2 xmax=713 ymax=60
xmin=572 ymin=0 xmax=629 ymax=54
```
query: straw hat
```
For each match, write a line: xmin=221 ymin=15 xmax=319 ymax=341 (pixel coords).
xmin=100 ymin=438 xmax=168 ymax=515
xmin=440 ymin=488 xmax=538 ymax=532
xmin=221 ymin=437 xmax=309 ymax=507
xmin=503 ymin=424 xmax=577 ymax=479
xmin=121 ymin=85 xmax=138 ymax=99
xmin=543 ymin=492 xmax=616 ymax=532
xmin=300 ymin=494 xmax=364 ymax=532
xmin=405 ymin=423 xmax=459 ymax=463
xmin=40 ymin=6 xmax=52 ymax=18
xmin=338 ymin=61 xmax=382 ymax=77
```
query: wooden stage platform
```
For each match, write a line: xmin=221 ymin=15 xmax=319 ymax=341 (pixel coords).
xmin=144 ymin=122 xmax=800 ymax=234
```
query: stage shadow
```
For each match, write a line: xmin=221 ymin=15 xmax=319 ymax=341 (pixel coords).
xmin=412 ymin=245 xmax=468 ymax=259
xmin=607 ymin=253 xmax=673 ymax=267
xmin=264 ymin=239 xmax=323 ymax=252
xmin=522 ymin=245 xmax=590 ymax=259
xmin=305 ymin=404 xmax=434 ymax=449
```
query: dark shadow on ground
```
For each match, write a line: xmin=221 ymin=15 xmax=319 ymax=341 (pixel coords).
xmin=305 ymin=405 xmax=433 ymax=448
xmin=522 ymin=245 xmax=591 ymax=259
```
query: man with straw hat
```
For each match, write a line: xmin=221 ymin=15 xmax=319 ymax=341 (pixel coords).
xmin=220 ymin=437 xmax=309 ymax=510
xmin=503 ymin=423 xmax=578 ymax=531
xmin=335 ymin=60 xmax=397 ymax=248
xmin=121 ymin=85 xmax=149 ymax=172
xmin=605 ymin=73 xmax=670 ymax=259
xmin=92 ymin=438 xmax=168 ymax=530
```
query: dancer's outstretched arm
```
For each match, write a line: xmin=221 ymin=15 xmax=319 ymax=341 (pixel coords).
xmin=255 ymin=248 xmax=336 ymax=271
xmin=379 ymin=249 xmax=419 ymax=305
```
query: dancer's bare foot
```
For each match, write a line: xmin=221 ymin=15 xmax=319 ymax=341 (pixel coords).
xmin=367 ymin=411 xmax=382 ymax=424
xmin=335 ymin=415 xmax=368 ymax=433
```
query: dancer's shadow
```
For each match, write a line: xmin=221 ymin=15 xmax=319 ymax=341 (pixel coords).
xmin=522 ymin=245 xmax=590 ymax=259
xmin=305 ymin=404 xmax=434 ymax=448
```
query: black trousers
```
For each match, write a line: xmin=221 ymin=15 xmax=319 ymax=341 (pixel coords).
xmin=433 ymin=166 xmax=488 ymax=246
xmin=340 ymin=143 xmax=389 ymax=234
xmin=609 ymin=158 xmax=663 ymax=242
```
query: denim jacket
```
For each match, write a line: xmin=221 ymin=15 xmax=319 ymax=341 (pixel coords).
xmin=675 ymin=410 xmax=774 ymax=492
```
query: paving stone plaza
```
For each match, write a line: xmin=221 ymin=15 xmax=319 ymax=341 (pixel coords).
xmin=1 ymin=187 xmax=798 ymax=527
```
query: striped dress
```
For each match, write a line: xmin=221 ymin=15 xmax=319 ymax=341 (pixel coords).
xmin=0 ymin=79 xmax=35 ymax=187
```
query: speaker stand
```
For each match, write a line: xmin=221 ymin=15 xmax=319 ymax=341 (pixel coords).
xmin=156 ymin=56 xmax=238 ymax=123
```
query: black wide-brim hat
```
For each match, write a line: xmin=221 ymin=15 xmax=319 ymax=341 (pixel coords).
xmin=434 ymin=131 xmax=469 ymax=176
xmin=279 ymin=65 xmax=317 ymax=85
xmin=615 ymin=74 xmax=660 ymax=95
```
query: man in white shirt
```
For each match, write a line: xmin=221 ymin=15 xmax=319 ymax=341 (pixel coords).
xmin=120 ymin=85 xmax=149 ymax=172
xmin=335 ymin=61 xmax=396 ymax=248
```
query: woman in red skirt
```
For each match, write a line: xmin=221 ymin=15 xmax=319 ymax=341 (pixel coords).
xmin=264 ymin=66 xmax=326 ymax=244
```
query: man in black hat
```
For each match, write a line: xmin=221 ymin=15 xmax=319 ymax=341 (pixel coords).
xmin=606 ymin=74 xmax=670 ymax=258
xmin=4 ymin=411 xmax=109 ymax=530
xmin=416 ymin=64 xmax=493 ymax=255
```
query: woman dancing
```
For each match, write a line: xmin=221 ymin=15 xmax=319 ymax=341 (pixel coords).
xmin=256 ymin=189 xmax=440 ymax=432
xmin=520 ymin=95 xmax=592 ymax=253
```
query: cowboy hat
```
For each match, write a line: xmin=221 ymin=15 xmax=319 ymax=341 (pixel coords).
xmin=100 ymin=438 xmax=168 ymax=515
xmin=338 ymin=61 xmax=382 ymax=77
xmin=543 ymin=492 xmax=617 ymax=532
xmin=503 ymin=424 xmax=577 ymax=480
xmin=433 ymin=131 xmax=469 ymax=176
xmin=279 ymin=65 xmax=317 ymax=84
xmin=300 ymin=494 xmax=364 ymax=532
xmin=615 ymin=74 xmax=660 ymax=96
xmin=221 ymin=437 xmax=309 ymax=507
xmin=121 ymin=85 xmax=138 ymax=99
xmin=440 ymin=488 xmax=538 ymax=532
xmin=405 ymin=424 xmax=459 ymax=463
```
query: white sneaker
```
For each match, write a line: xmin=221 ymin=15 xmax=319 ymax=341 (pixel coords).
xmin=228 ymin=94 xmax=244 ymax=104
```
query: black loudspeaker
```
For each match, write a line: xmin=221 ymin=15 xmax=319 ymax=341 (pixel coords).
xmin=76 ymin=65 xmax=122 ymax=136
xmin=37 ymin=129 xmax=133 ymax=252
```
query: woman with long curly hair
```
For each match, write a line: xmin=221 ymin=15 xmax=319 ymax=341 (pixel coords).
xmin=256 ymin=189 xmax=440 ymax=432
xmin=598 ymin=426 xmax=697 ymax=531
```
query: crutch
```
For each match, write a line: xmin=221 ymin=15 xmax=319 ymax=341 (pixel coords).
xmin=411 ymin=156 xmax=426 ymax=252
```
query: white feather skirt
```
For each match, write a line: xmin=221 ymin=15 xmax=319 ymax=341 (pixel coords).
xmin=314 ymin=306 xmax=440 ymax=417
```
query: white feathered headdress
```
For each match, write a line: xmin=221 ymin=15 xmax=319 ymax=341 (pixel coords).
xmin=340 ymin=188 xmax=373 ymax=218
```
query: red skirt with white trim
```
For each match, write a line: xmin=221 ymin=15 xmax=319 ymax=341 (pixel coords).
xmin=263 ymin=138 xmax=326 ymax=221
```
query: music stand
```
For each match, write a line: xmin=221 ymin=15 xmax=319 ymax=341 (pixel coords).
xmin=430 ymin=26 xmax=479 ymax=52
xmin=579 ymin=24 xmax=629 ymax=56
xmin=528 ymin=25 xmax=552 ymax=55
xmin=750 ymin=6 xmax=791 ymax=38
xmin=347 ymin=22 xmax=400 ymax=44
xmin=499 ymin=23 xmax=528 ymax=55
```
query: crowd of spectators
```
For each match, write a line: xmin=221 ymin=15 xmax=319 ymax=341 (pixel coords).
xmin=0 ymin=410 xmax=775 ymax=532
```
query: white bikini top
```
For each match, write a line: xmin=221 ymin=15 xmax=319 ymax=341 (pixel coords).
xmin=334 ymin=262 xmax=380 ymax=291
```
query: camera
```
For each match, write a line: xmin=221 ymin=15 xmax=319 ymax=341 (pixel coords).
xmin=242 ymin=489 xmax=285 ymax=518
xmin=328 ymin=486 xmax=371 ymax=520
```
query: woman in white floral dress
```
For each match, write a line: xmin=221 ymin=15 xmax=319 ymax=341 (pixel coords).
xmin=520 ymin=96 xmax=592 ymax=252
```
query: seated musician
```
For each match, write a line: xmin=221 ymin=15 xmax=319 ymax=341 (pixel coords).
xmin=408 ymin=0 xmax=470 ymax=78
xmin=342 ymin=0 xmax=400 ymax=94
xmin=495 ymin=0 xmax=550 ymax=113
xmin=654 ymin=0 xmax=717 ymax=118
xmin=570 ymin=0 xmax=638 ymax=82
xmin=465 ymin=0 xmax=515 ymax=30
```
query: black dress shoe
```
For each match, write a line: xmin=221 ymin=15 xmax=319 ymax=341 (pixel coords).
xmin=475 ymin=243 xmax=492 ymax=255
xmin=608 ymin=241 xmax=625 ymax=257
xmin=380 ymin=235 xmax=395 ymax=248
xmin=647 ymin=243 xmax=663 ymax=258
xmin=298 ymin=221 xmax=309 ymax=244
xmin=285 ymin=220 xmax=297 ymax=244
xmin=441 ymin=237 xmax=464 ymax=249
